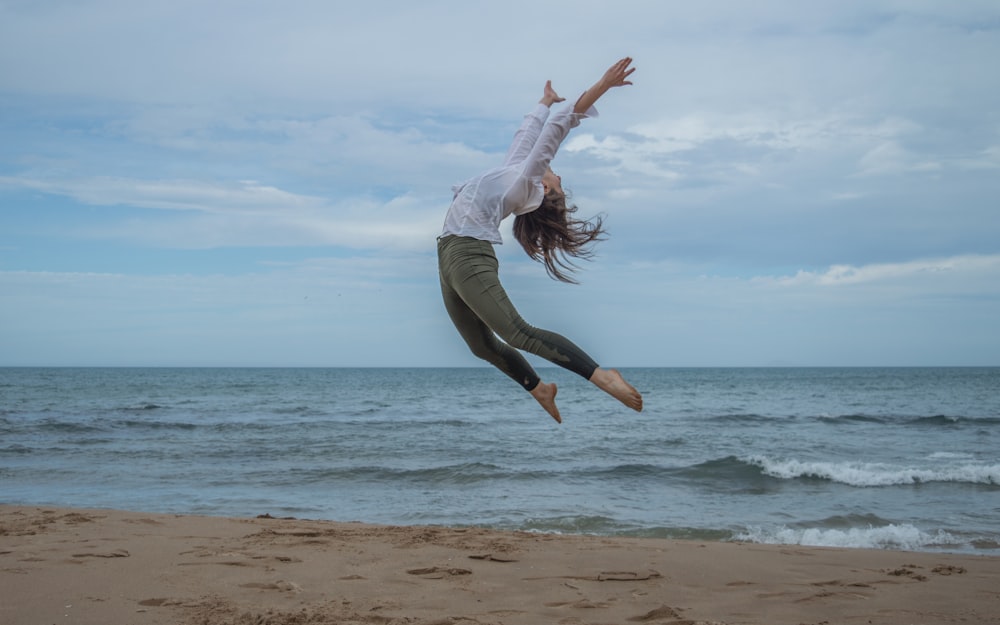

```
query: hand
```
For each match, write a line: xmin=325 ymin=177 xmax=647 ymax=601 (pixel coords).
xmin=539 ymin=80 xmax=565 ymax=107
xmin=573 ymin=57 xmax=636 ymax=114
xmin=599 ymin=57 xmax=636 ymax=90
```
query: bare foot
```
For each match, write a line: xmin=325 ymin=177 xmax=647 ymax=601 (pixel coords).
xmin=589 ymin=368 xmax=643 ymax=412
xmin=529 ymin=381 xmax=562 ymax=424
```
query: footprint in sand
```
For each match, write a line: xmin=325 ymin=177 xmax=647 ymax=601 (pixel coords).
xmin=544 ymin=599 xmax=611 ymax=609
xmin=883 ymin=566 xmax=928 ymax=581
xmin=239 ymin=580 xmax=303 ymax=593
xmin=123 ymin=518 xmax=164 ymax=526
xmin=468 ymin=553 xmax=518 ymax=562
xmin=138 ymin=598 xmax=184 ymax=607
xmin=627 ymin=604 xmax=683 ymax=621
xmin=70 ymin=549 xmax=130 ymax=558
xmin=406 ymin=566 xmax=472 ymax=579
xmin=598 ymin=570 xmax=662 ymax=581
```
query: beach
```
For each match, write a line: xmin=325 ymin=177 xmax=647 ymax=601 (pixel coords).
xmin=2 ymin=505 xmax=998 ymax=625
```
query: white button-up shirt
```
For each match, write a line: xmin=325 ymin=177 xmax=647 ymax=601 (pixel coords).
xmin=440 ymin=102 xmax=597 ymax=244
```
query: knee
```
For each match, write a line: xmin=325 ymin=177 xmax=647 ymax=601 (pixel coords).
xmin=495 ymin=318 xmax=536 ymax=351
xmin=467 ymin=341 xmax=496 ymax=362
xmin=465 ymin=333 xmax=505 ymax=362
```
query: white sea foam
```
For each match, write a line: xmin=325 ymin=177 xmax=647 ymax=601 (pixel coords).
xmin=735 ymin=523 xmax=959 ymax=551
xmin=928 ymin=451 xmax=974 ymax=460
xmin=745 ymin=455 xmax=1000 ymax=486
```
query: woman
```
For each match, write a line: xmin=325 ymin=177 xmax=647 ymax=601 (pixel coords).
xmin=437 ymin=57 xmax=642 ymax=423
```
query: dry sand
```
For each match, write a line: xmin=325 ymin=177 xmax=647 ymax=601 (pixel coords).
xmin=2 ymin=505 xmax=998 ymax=625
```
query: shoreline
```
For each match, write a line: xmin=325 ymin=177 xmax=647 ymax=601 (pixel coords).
xmin=3 ymin=504 xmax=998 ymax=625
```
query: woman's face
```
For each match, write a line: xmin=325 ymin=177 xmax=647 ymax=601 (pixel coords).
xmin=542 ymin=168 xmax=563 ymax=196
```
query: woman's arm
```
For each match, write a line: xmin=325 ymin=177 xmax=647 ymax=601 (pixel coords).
xmin=573 ymin=57 xmax=635 ymax=114
xmin=504 ymin=81 xmax=567 ymax=166
xmin=517 ymin=58 xmax=635 ymax=180
xmin=505 ymin=60 xmax=634 ymax=170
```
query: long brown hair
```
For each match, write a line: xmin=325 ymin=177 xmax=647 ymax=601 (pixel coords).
xmin=512 ymin=190 xmax=606 ymax=283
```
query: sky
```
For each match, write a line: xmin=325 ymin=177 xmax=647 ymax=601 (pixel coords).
xmin=1 ymin=0 xmax=999 ymax=368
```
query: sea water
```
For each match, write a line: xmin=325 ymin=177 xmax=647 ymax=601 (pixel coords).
xmin=1 ymin=367 xmax=998 ymax=554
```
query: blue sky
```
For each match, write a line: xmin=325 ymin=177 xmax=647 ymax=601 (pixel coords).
xmin=2 ymin=1 xmax=998 ymax=367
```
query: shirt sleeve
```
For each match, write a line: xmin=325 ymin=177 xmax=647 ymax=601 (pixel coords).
xmin=504 ymin=101 xmax=599 ymax=218
xmin=521 ymin=101 xmax=598 ymax=181
xmin=502 ymin=104 xmax=550 ymax=167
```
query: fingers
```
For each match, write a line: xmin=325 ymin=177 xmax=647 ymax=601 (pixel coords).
xmin=618 ymin=56 xmax=635 ymax=85
xmin=609 ymin=57 xmax=635 ymax=86
xmin=543 ymin=79 xmax=565 ymax=102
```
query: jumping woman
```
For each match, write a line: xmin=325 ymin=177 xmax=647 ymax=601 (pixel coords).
xmin=437 ymin=57 xmax=643 ymax=423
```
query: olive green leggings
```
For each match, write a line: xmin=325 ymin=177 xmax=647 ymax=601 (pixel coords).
xmin=437 ymin=235 xmax=599 ymax=391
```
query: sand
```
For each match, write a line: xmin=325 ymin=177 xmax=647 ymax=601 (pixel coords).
xmin=1 ymin=505 xmax=998 ymax=625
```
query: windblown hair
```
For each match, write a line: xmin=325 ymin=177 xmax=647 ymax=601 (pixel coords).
xmin=512 ymin=190 xmax=606 ymax=283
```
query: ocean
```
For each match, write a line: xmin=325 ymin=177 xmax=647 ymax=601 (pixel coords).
xmin=1 ymin=367 xmax=998 ymax=554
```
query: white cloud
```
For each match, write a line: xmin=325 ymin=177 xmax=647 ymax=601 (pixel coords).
xmin=856 ymin=141 xmax=942 ymax=176
xmin=1 ymin=175 xmax=441 ymax=250
xmin=565 ymin=111 xmax=960 ymax=187
xmin=760 ymin=254 xmax=1000 ymax=289
xmin=3 ymin=175 xmax=324 ymax=214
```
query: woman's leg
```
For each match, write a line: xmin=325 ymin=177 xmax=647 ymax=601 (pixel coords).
xmin=439 ymin=238 xmax=599 ymax=377
xmin=439 ymin=270 xmax=540 ymax=391
xmin=438 ymin=236 xmax=641 ymax=413
xmin=439 ymin=273 xmax=562 ymax=422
